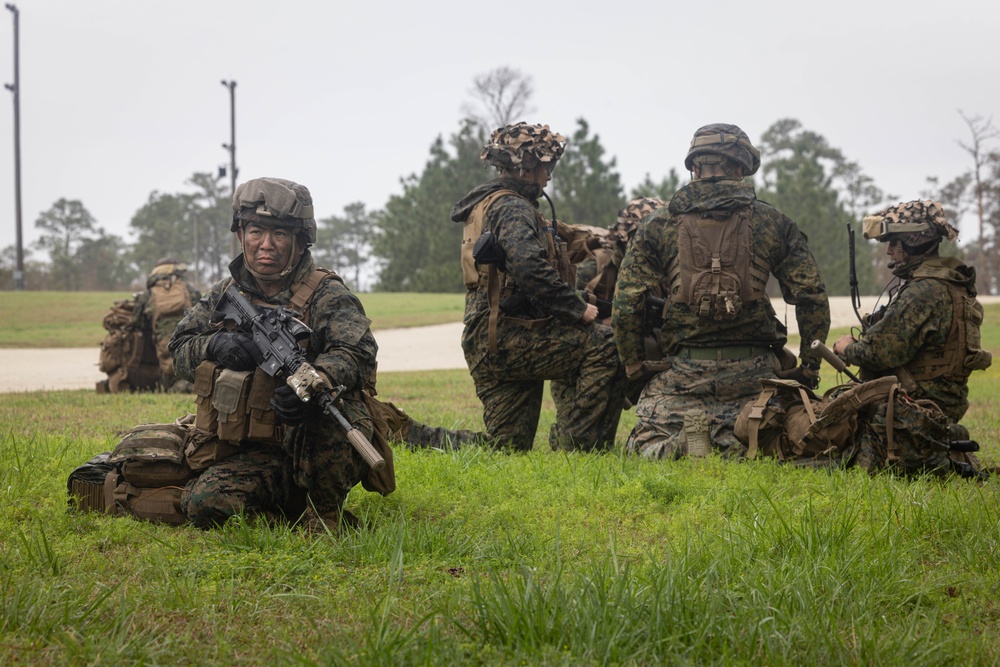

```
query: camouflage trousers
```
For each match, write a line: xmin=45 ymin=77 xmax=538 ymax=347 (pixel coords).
xmin=468 ymin=320 xmax=625 ymax=451
xmin=183 ymin=398 xmax=373 ymax=527
xmin=628 ymin=352 xmax=780 ymax=459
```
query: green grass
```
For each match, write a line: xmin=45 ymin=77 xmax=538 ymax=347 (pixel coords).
xmin=0 ymin=291 xmax=466 ymax=348
xmin=4 ymin=326 xmax=1000 ymax=663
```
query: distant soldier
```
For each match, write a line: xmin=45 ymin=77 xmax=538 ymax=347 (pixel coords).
xmin=132 ymin=258 xmax=201 ymax=392
xmin=451 ymin=122 xmax=626 ymax=451
xmin=612 ymin=123 xmax=830 ymax=459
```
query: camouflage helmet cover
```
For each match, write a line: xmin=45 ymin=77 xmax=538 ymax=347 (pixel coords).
xmin=862 ymin=200 xmax=958 ymax=248
xmin=684 ymin=123 xmax=761 ymax=176
xmin=231 ymin=177 xmax=317 ymax=244
xmin=481 ymin=122 xmax=566 ymax=173
xmin=612 ymin=197 xmax=666 ymax=242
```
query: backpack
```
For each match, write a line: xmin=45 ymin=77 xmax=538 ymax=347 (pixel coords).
xmin=734 ymin=376 xmax=898 ymax=466
xmin=669 ymin=207 xmax=767 ymax=321
xmin=149 ymin=273 xmax=194 ymax=330
xmin=96 ymin=297 xmax=160 ymax=393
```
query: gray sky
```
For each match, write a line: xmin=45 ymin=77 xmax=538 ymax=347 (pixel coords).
xmin=0 ymin=0 xmax=997 ymax=258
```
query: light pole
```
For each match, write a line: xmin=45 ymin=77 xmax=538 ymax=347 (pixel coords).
xmin=221 ymin=80 xmax=238 ymax=258
xmin=5 ymin=3 xmax=23 ymax=290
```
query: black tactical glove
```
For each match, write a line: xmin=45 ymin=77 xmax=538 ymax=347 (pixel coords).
xmin=776 ymin=364 xmax=820 ymax=390
xmin=205 ymin=331 xmax=263 ymax=371
xmin=270 ymin=384 xmax=309 ymax=426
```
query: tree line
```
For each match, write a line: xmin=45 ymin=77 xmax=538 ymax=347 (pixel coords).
xmin=2 ymin=68 xmax=997 ymax=296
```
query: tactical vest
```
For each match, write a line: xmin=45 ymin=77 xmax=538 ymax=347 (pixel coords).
xmin=461 ymin=189 xmax=575 ymax=353
xmin=901 ymin=271 xmax=992 ymax=384
xmin=666 ymin=207 xmax=768 ymax=321
xmin=194 ymin=268 xmax=344 ymax=445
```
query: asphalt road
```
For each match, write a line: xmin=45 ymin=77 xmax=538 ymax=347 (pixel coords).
xmin=1 ymin=296 xmax=991 ymax=393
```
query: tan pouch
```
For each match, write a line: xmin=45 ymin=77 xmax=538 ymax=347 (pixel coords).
xmin=111 ymin=482 xmax=187 ymax=525
xmin=185 ymin=427 xmax=241 ymax=471
xmin=110 ymin=421 xmax=196 ymax=487
xmin=214 ymin=369 xmax=253 ymax=442
xmin=194 ymin=361 xmax=221 ymax=433
xmin=360 ymin=391 xmax=399 ymax=496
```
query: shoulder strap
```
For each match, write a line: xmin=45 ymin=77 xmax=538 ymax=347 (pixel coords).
xmin=290 ymin=268 xmax=344 ymax=321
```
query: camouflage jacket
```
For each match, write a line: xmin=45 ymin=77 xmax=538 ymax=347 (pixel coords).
xmin=843 ymin=256 xmax=979 ymax=421
xmin=612 ymin=179 xmax=830 ymax=367
xmin=451 ymin=177 xmax=587 ymax=365
xmin=169 ymin=251 xmax=378 ymax=393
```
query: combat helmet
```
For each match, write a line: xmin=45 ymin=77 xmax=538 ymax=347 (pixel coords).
xmin=684 ymin=123 xmax=761 ymax=176
xmin=862 ymin=200 xmax=957 ymax=254
xmin=481 ymin=122 xmax=566 ymax=173
xmin=612 ymin=196 xmax=666 ymax=242
xmin=231 ymin=177 xmax=317 ymax=244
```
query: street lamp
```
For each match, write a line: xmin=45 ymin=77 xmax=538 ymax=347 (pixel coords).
xmin=5 ymin=3 xmax=24 ymax=290
xmin=221 ymin=80 xmax=238 ymax=258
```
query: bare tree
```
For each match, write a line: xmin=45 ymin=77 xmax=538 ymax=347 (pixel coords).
xmin=957 ymin=110 xmax=998 ymax=293
xmin=462 ymin=66 xmax=535 ymax=132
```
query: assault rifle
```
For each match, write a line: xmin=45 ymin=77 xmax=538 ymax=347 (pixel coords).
xmin=211 ymin=284 xmax=385 ymax=470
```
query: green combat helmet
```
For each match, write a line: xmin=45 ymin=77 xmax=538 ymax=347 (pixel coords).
xmin=684 ymin=123 xmax=761 ymax=176
xmin=612 ymin=196 xmax=666 ymax=244
xmin=862 ymin=200 xmax=958 ymax=254
xmin=231 ymin=177 xmax=317 ymax=244
xmin=481 ymin=122 xmax=566 ymax=173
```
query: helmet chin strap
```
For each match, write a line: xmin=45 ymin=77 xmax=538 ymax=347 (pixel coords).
xmin=241 ymin=230 xmax=300 ymax=285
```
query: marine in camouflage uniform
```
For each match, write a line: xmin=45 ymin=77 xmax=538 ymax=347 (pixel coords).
xmin=132 ymin=258 xmax=201 ymax=392
xmin=451 ymin=123 xmax=626 ymax=451
xmin=612 ymin=124 xmax=830 ymax=459
xmin=833 ymin=200 xmax=992 ymax=475
xmin=171 ymin=178 xmax=378 ymax=529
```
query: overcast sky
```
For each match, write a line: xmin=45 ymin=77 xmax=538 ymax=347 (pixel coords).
xmin=0 ymin=0 xmax=997 ymax=259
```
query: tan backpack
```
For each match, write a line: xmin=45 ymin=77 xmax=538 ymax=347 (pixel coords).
xmin=96 ymin=297 xmax=160 ymax=393
xmin=735 ymin=376 xmax=899 ymax=466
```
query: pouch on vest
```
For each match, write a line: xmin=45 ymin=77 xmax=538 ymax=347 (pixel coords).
xmin=109 ymin=421 xmax=196 ymax=487
xmin=109 ymin=479 xmax=187 ymax=525
xmin=194 ymin=360 xmax=282 ymax=445
xmin=359 ymin=390 xmax=401 ymax=496
xmin=184 ymin=426 xmax=241 ymax=472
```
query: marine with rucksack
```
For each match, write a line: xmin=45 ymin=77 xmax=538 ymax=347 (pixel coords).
xmin=611 ymin=123 xmax=831 ymax=459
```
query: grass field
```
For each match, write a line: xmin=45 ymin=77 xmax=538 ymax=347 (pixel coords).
xmin=2 ymin=307 xmax=1000 ymax=664
xmin=0 ymin=291 xmax=466 ymax=348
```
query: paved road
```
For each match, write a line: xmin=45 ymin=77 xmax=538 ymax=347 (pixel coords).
xmin=2 ymin=296 xmax=994 ymax=393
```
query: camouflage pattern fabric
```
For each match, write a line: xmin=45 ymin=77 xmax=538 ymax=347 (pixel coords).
xmin=170 ymin=250 xmax=377 ymax=522
xmin=481 ymin=123 xmax=566 ymax=173
xmin=612 ymin=178 xmax=829 ymax=457
xmin=451 ymin=177 xmax=626 ymax=451
xmin=612 ymin=179 xmax=830 ymax=369
xmin=843 ymin=256 xmax=979 ymax=422
xmin=181 ymin=444 xmax=306 ymax=528
xmin=863 ymin=199 xmax=957 ymax=245
xmin=628 ymin=352 xmax=780 ymax=458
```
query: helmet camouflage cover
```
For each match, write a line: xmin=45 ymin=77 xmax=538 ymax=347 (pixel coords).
xmin=231 ymin=177 xmax=317 ymax=244
xmin=612 ymin=196 xmax=666 ymax=243
xmin=684 ymin=123 xmax=761 ymax=176
xmin=862 ymin=200 xmax=958 ymax=249
xmin=481 ymin=122 xmax=566 ymax=173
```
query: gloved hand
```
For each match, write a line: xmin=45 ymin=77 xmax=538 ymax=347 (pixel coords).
xmin=271 ymin=383 xmax=309 ymax=426
xmin=206 ymin=331 xmax=263 ymax=371
xmin=776 ymin=364 xmax=820 ymax=389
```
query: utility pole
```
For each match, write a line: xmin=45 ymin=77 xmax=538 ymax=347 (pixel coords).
xmin=5 ymin=3 xmax=23 ymax=290
xmin=221 ymin=80 xmax=238 ymax=259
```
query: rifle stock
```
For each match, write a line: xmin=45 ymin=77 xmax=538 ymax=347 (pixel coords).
xmin=810 ymin=340 xmax=861 ymax=383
